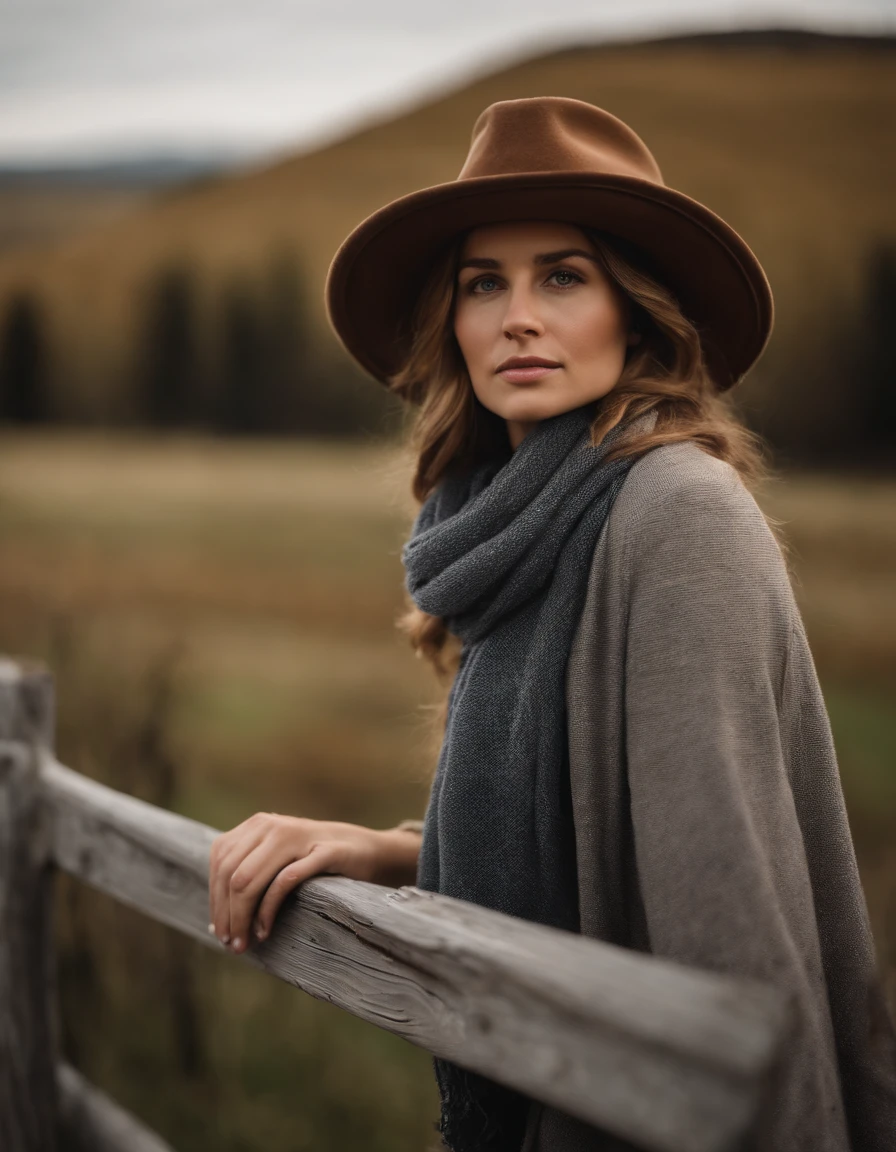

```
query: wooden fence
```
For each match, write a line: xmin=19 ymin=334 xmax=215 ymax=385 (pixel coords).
xmin=0 ymin=658 xmax=792 ymax=1152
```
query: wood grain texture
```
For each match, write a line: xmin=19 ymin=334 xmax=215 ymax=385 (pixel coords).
xmin=56 ymin=1063 xmax=176 ymax=1152
xmin=0 ymin=658 xmax=54 ymax=748
xmin=0 ymin=664 xmax=58 ymax=1152
xmin=39 ymin=754 xmax=791 ymax=1152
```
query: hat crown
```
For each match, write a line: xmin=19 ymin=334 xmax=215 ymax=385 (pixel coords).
xmin=326 ymin=97 xmax=773 ymax=393
xmin=458 ymin=97 xmax=664 ymax=185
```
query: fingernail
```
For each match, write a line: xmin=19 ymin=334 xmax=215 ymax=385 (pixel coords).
xmin=207 ymin=922 xmax=216 ymax=935
xmin=232 ymin=937 xmax=242 ymax=951
xmin=221 ymin=933 xmax=230 ymax=945
xmin=254 ymin=924 xmax=266 ymax=940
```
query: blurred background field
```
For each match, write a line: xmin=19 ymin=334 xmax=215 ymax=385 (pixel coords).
xmin=1 ymin=6 xmax=895 ymax=1151
xmin=0 ymin=432 xmax=894 ymax=1150
xmin=0 ymin=431 xmax=447 ymax=1151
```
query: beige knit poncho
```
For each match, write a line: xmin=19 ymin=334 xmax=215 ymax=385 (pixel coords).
xmin=521 ymin=435 xmax=896 ymax=1151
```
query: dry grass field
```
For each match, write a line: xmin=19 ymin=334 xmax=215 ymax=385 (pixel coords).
xmin=0 ymin=431 xmax=894 ymax=1150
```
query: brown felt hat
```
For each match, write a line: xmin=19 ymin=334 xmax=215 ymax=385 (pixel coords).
xmin=325 ymin=96 xmax=774 ymax=392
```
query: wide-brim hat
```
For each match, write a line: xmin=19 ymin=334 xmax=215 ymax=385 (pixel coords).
xmin=325 ymin=96 xmax=774 ymax=392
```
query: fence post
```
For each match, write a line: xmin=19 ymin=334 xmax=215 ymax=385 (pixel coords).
xmin=0 ymin=659 xmax=58 ymax=1152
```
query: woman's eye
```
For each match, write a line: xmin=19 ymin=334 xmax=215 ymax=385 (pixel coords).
xmin=550 ymin=269 xmax=582 ymax=287
xmin=465 ymin=269 xmax=582 ymax=294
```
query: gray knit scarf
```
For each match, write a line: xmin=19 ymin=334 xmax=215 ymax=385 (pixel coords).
xmin=401 ymin=398 xmax=639 ymax=1151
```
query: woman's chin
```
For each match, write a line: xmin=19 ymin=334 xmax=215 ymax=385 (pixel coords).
xmin=497 ymin=392 xmax=587 ymax=423
xmin=475 ymin=379 xmax=617 ymax=424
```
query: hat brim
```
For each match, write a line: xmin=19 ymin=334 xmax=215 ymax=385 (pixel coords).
xmin=325 ymin=171 xmax=774 ymax=392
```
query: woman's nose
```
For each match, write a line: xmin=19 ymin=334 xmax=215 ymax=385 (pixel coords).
xmin=502 ymin=285 xmax=544 ymax=339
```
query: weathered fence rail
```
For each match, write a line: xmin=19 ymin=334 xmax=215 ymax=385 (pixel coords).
xmin=0 ymin=659 xmax=792 ymax=1152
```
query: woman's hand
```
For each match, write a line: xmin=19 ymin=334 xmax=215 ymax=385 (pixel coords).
xmin=208 ymin=812 xmax=385 ymax=954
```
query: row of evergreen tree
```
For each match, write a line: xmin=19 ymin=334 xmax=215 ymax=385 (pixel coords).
xmin=0 ymin=243 xmax=894 ymax=460
xmin=0 ymin=248 xmax=398 ymax=437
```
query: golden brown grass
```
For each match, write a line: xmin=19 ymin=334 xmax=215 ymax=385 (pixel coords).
xmin=1 ymin=431 xmax=893 ymax=1150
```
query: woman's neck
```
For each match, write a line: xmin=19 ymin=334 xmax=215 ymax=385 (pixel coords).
xmin=506 ymin=418 xmax=540 ymax=451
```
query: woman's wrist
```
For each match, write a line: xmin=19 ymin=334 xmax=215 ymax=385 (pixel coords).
xmin=372 ymin=825 xmax=422 ymax=888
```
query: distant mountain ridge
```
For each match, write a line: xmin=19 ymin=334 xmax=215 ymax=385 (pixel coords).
xmin=0 ymin=155 xmax=245 ymax=190
xmin=1 ymin=26 xmax=891 ymax=186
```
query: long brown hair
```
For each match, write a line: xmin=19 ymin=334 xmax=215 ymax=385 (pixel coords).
xmin=387 ymin=225 xmax=784 ymax=688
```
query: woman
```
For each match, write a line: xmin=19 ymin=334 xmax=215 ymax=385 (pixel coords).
xmin=208 ymin=98 xmax=896 ymax=1150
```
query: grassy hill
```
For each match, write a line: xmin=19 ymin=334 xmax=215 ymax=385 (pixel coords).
xmin=0 ymin=29 xmax=894 ymax=458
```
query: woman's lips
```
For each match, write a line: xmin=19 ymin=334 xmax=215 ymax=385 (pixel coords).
xmin=498 ymin=365 xmax=560 ymax=384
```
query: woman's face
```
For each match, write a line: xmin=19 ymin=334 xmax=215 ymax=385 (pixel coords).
xmin=453 ymin=221 xmax=638 ymax=450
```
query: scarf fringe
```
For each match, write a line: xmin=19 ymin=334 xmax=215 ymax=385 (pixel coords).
xmin=432 ymin=1058 xmax=531 ymax=1152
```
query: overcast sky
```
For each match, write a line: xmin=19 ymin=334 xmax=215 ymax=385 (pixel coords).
xmin=2 ymin=0 xmax=894 ymax=165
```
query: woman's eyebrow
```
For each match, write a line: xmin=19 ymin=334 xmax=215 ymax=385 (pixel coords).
xmin=534 ymin=248 xmax=599 ymax=266
xmin=457 ymin=257 xmax=500 ymax=271
xmin=457 ymin=248 xmax=598 ymax=272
